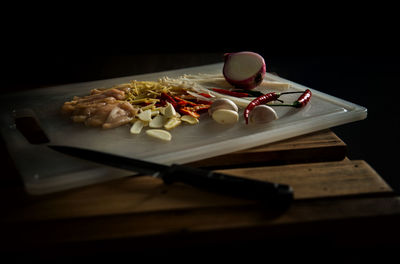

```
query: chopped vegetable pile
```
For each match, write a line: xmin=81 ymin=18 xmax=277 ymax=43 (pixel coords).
xmin=61 ymin=52 xmax=311 ymax=141
xmin=61 ymin=79 xmax=215 ymax=141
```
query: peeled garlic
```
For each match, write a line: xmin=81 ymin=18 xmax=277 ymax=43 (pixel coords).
xmin=164 ymin=102 xmax=177 ymax=118
xmin=151 ymin=110 xmax=160 ymax=117
xmin=212 ymin=109 xmax=239 ymax=125
xmin=146 ymin=129 xmax=172 ymax=141
xmin=149 ymin=114 xmax=165 ymax=128
xmin=137 ymin=109 xmax=152 ymax=122
xmin=164 ymin=118 xmax=181 ymax=130
xmin=181 ymin=115 xmax=199 ymax=125
xmin=130 ymin=120 xmax=145 ymax=134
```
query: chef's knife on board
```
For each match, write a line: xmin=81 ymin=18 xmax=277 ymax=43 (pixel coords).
xmin=49 ymin=145 xmax=293 ymax=207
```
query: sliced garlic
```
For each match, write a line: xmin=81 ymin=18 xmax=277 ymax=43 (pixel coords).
xmin=164 ymin=102 xmax=176 ymax=118
xmin=181 ymin=115 xmax=199 ymax=125
xmin=146 ymin=129 xmax=172 ymax=141
xmin=164 ymin=117 xmax=181 ymax=130
xmin=212 ymin=109 xmax=239 ymax=125
xmin=156 ymin=106 xmax=166 ymax=115
xmin=149 ymin=114 xmax=165 ymax=128
xmin=151 ymin=110 xmax=160 ymax=117
xmin=130 ymin=120 xmax=145 ymax=134
xmin=137 ymin=109 xmax=152 ymax=122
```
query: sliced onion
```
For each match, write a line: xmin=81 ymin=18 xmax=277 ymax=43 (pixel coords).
xmin=223 ymin=51 xmax=266 ymax=90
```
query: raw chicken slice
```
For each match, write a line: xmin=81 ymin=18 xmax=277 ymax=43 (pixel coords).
xmin=62 ymin=86 xmax=138 ymax=129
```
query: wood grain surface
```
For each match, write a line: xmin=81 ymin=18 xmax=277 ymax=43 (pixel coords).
xmin=188 ymin=129 xmax=347 ymax=167
xmin=1 ymin=129 xmax=398 ymax=255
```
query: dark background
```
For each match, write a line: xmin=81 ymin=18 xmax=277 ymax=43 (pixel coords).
xmin=1 ymin=6 xmax=400 ymax=262
xmin=1 ymin=3 xmax=399 ymax=199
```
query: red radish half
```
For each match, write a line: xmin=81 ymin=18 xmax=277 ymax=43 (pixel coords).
xmin=223 ymin=51 xmax=266 ymax=90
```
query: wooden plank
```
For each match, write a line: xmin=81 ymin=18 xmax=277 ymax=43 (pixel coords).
xmin=188 ymin=129 xmax=347 ymax=167
xmin=1 ymin=160 xmax=392 ymax=223
xmin=2 ymin=196 xmax=400 ymax=251
xmin=217 ymin=160 xmax=392 ymax=200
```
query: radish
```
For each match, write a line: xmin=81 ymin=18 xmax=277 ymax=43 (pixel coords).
xmin=223 ymin=51 xmax=266 ymax=90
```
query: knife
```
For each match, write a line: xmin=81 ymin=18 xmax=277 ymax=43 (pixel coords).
xmin=49 ymin=145 xmax=293 ymax=207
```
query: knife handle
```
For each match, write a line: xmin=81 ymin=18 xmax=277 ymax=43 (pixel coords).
xmin=160 ymin=164 xmax=293 ymax=208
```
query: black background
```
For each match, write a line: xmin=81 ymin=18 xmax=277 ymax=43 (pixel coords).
xmin=1 ymin=7 xmax=400 ymax=260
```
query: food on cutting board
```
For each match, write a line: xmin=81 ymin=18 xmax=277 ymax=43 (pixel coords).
xmin=61 ymin=87 xmax=139 ymax=129
xmin=243 ymin=90 xmax=312 ymax=124
xmin=208 ymin=98 xmax=238 ymax=116
xmin=146 ymin=129 xmax=172 ymax=141
xmin=212 ymin=109 xmax=239 ymax=125
xmin=61 ymin=79 xmax=212 ymax=140
xmin=248 ymin=105 xmax=278 ymax=124
xmin=223 ymin=51 xmax=266 ymax=90
xmin=208 ymin=98 xmax=239 ymax=125
xmin=61 ymin=52 xmax=310 ymax=140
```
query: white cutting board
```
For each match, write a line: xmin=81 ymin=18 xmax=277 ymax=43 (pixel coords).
xmin=0 ymin=63 xmax=367 ymax=194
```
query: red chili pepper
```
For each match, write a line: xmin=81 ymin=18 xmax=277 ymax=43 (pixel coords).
xmin=198 ymin=93 xmax=212 ymax=98
xmin=161 ymin=92 xmax=177 ymax=108
xmin=212 ymin=88 xmax=249 ymax=98
xmin=293 ymin=89 xmax=312 ymax=108
xmin=179 ymin=107 xmax=200 ymax=118
xmin=174 ymin=96 xmax=198 ymax=107
xmin=196 ymin=100 xmax=213 ymax=105
xmin=192 ymin=104 xmax=211 ymax=113
xmin=244 ymin=92 xmax=279 ymax=124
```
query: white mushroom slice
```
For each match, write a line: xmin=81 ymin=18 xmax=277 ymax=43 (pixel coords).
xmin=137 ymin=109 xmax=152 ymax=121
xmin=164 ymin=118 xmax=181 ymax=130
xmin=149 ymin=114 xmax=165 ymax=128
xmin=164 ymin=102 xmax=176 ymax=118
xmin=130 ymin=120 xmax=145 ymax=134
xmin=146 ymin=129 xmax=172 ymax=141
xmin=181 ymin=115 xmax=199 ymax=125
xmin=212 ymin=109 xmax=239 ymax=124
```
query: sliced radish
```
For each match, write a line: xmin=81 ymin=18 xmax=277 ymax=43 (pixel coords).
xmin=212 ymin=109 xmax=239 ymax=124
xmin=223 ymin=51 xmax=266 ymax=90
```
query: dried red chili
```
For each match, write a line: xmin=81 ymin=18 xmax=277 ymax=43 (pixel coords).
xmin=244 ymin=90 xmax=311 ymax=124
xmin=211 ymin=88 xmax=250 ymax=98
xmin=160 ymin=92 xmax=177 ymax=108
xmin=244 ymin=92 xmax=280 ymax=124
xmin=198 ymin=93 xmax=212 ymax=98
xmin=293 ymin=89 xmax=312 ymax=108
xmin=179 ymin=107 xmax=200 ymax=118
xmin=173 ymin=96 xmax=196 ymax=107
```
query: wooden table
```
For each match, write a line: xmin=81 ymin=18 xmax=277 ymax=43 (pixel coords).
xmin=1 ymin=129 xmax=400 ymax=259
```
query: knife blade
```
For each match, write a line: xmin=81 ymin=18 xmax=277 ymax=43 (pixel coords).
xmin=49 ymin=145 xmax=293 ymax=207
